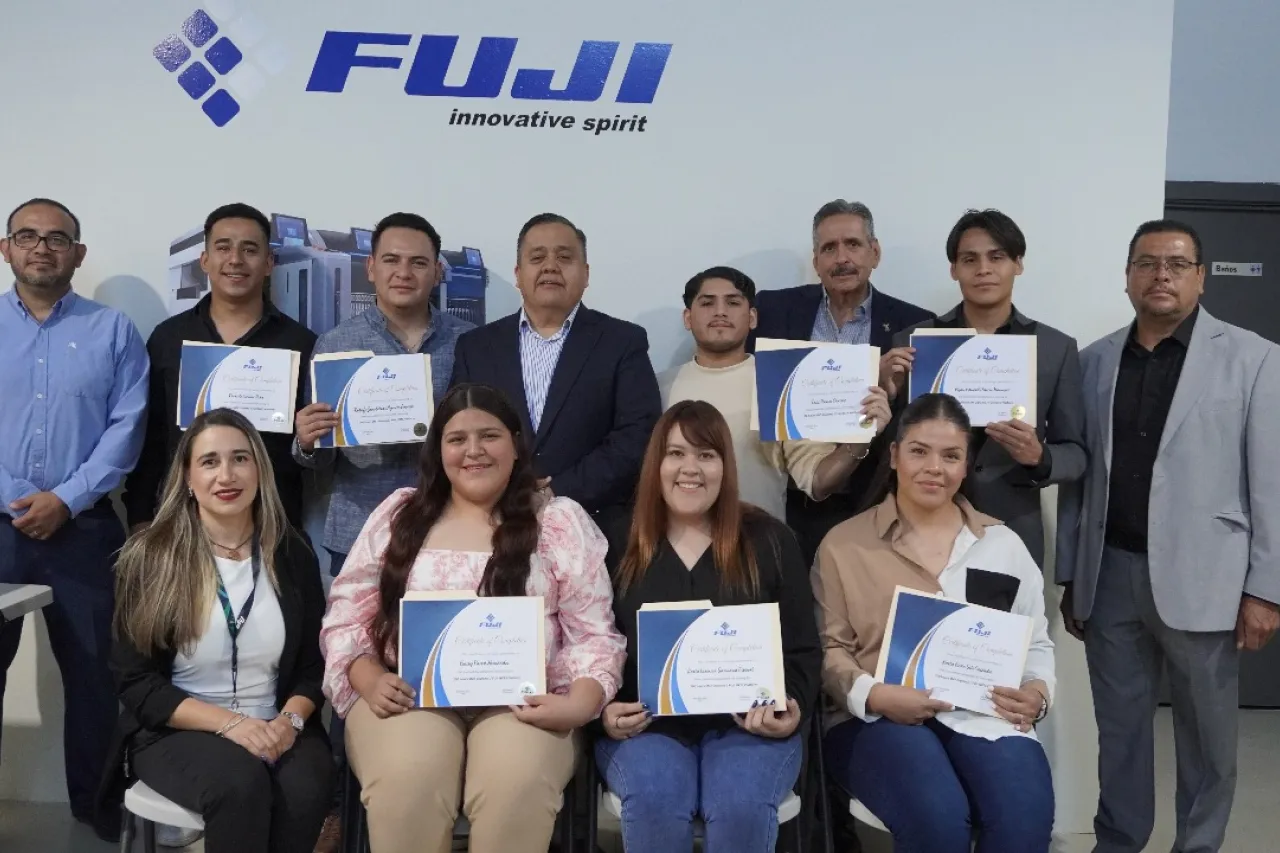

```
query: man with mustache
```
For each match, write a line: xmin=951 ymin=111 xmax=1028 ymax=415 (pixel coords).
xmin=750 ymin=199 xmax=934 ymax=566
xmin=1057 ymin=219 xmax=1280 ymax=853
xmin=0 ymin=197 xmax=148 ymax=832
xmin=449 ymin=212 xmax=660 ymax=526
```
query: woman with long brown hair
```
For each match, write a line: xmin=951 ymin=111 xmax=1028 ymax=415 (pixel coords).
xmin=596 ymin=400 xmax=821 ymax=852
xmin=100 ymin=408 xmax=331 ymax=853
xmin=320 ymin=383 xmax=625 ymax=853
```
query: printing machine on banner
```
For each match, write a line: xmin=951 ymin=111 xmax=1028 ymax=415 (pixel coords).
xmin=167 ymin=215 xmax=488 ymax=334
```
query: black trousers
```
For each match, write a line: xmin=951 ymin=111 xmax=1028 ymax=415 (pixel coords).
xmin=0 ymin=504 xmax=121 ymax=819
xmin=131 ymin=726 xmax=332 ymax=853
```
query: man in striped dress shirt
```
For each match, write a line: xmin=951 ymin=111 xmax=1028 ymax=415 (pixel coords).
xmin=449 ymin=213 xmax=660 ymax=524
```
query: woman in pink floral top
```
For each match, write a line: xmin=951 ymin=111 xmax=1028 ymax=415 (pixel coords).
xmin=320 ymin=383 xmax=625 ymax=853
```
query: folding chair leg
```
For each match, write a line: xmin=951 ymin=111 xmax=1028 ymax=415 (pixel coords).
xmin=118 ymin=813 xmax=135 ymax=853
xmin=141 ymin=821 xmax=157 ymax=853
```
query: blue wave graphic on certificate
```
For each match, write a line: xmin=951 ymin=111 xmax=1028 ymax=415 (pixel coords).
xmin=753 ymin=345 xmax=874 ymax=442
xmin=177 ymin=342 xmax=296 ymax=434
xmin=399 ymin=595 xmax=545 ymax=708
xmin=638 ymin=604 xmax=785 ymax=716
xmin=399 ymin=599 xmax=473 ymax=708
xmin=178 ymin=344 xmax=238 ymax=426
xmin=312 ymin=354 xmax=433 ymax=448
xmin=879 ymin=592 xmax=969 ymax=689
xmin=908 ymin=335 xmax=973 ymax=401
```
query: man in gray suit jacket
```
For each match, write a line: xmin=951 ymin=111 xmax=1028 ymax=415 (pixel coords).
xmin=1057 ymin=219 xmax=1280 ymax=853
xmin=885 ymin=209 xmax=1088 ymax=565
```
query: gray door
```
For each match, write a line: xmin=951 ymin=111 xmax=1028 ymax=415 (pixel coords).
xmin=1166 ymin=181 xmax=1280 ymax=708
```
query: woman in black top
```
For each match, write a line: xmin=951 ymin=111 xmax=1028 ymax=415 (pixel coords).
xmin=596 ymin=400 xmax=821 ymax=853
xmin=95 ymin=409 xmax=331 ymax=853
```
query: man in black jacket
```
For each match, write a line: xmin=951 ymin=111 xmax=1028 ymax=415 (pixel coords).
xmin=750 ymin=199 xmax=934 ymax=566
xmin=123 ymin=204 xmax=315 ymax=534
xmin=449 ymin=213 xmax=660 ymax=524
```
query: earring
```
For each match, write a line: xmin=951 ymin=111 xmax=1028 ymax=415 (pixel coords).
xmin=188 ymin=488 xmax=194 ymax=498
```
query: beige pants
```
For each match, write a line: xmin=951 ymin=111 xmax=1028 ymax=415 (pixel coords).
xmin=344 ymin=699 xmax=579 ymax=853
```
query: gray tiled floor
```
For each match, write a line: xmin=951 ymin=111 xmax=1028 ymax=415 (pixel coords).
xmin=3 ymin=709 xmax=1278 ymax=852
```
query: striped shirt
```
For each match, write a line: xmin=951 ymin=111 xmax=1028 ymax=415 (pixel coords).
xmin=811 ymin=288 xmax=873 ymax=344
xmin=519 ymin=302 xmax=581 ymax=432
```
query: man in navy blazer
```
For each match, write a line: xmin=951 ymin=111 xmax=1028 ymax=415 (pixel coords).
xmin=449 ymin=213 xmax=660 ymax=517
xmin=749 ymin=199 xmax=934 ymax=566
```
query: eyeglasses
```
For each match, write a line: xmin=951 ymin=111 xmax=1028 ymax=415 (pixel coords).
xmin=1130 ymin=257 xmax=1199 ymax=277
xmin=7 ymin=230 xmax=76 ymax=252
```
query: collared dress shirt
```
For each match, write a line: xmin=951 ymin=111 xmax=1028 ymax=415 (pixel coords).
xmin=0 ymin=288 xmax=148 ymax=517
xmin=811 ymin=288 xmax=873 ymax=345
xmin=519 ymin=302 xmax=582 ymax=432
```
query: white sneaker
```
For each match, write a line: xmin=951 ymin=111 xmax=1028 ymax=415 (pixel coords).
xmin=155 ymin=823 xmax=204 ymax=848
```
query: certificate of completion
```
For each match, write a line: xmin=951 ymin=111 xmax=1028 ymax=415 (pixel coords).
xmin=637 ymin=601 xmax=786 ymax=716
xmin=907 ymin=330 xmax=1037 ymax=425
xmin=310 ymin=352 xmax=434 ymax=447
xmin=177 ymin=342 xmax=299 ymax=434
xmin=752 ymin=338 xmax=881 ymax=443
xmin=876 ymin=586 xmax=1033 ymax=717
xmin=398 ymin=592 xmax=546 ymax=708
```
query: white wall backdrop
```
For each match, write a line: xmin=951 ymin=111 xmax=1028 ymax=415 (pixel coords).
xmin=1167 ymin=0 xmax=1280 ymax=182
xmin=1 ymin=0 xmax=1175 ymax=834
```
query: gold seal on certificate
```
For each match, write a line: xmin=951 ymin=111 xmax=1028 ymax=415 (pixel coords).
xmin=1011 ymin=404 xmax=1027 ymax=421
xmin=858 ymin=413 xmax=875 ymax=428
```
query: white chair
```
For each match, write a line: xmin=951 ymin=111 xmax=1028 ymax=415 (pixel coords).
xmin=119 ymin=781 xmax=204 ymax=852
xmin=850 ymin=796 xmax=977 ymax=847
xmin=849 ymin=797 xmax=889 ymax=832
xmin=601 ymin=787 xmax=804 ymax=832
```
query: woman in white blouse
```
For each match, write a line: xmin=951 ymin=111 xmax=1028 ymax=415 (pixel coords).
xmin=814 ymin=393 xmax=1056 ymax=853
xmin=104 ymin=408 xmax=331 ymax=853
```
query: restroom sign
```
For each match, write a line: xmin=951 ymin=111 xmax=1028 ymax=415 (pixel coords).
xmin=1211 ymin=261 xmax=1263 ymax=277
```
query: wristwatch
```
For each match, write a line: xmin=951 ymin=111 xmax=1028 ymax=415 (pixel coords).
xmin=280 ymin=711 xmax=305 ymax=732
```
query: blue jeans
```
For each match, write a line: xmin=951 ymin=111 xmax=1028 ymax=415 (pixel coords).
xmin=826 ymin=717 xmax=1053 ymax=853
xmin=594 ymin=727 xmax=802 ymax=853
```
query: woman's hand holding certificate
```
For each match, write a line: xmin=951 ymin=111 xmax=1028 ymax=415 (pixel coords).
xmin=866 ymin=684 xmax=954 ymax=725
xmin=733 ymin=696 xmax=802 ymax=738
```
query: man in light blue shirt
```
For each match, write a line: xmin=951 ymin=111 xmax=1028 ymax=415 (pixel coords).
xmin=0 ymin=198 xmax=148 ymax=827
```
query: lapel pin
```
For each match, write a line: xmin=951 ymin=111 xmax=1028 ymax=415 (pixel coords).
xmin=882 ymin=322 xmax=891 ymax=332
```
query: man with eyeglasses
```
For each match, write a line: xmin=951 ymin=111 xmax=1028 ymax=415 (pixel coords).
xmin=1056 ymin=219 xmax=1280 ymax=853
xmin=0 ymin=198 xmax=148 ymax=830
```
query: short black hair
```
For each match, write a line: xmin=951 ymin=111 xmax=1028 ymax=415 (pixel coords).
xmin=7 ymin=198 xmax=81 ymax=241
xmin=517 ymin=213 xmax=587 ymax=261
xmin=682 ymin=266 xmax=757 ymax=309
xmin=204 ymin=203 xmax=271 ymax=245
xmin=372 ymin=212 xmax=442 ymax=258
xmin=946 ymin=209 xmax=1026 ymax=263
xmin=1127 ymin=219 xmax=1203 ymax=265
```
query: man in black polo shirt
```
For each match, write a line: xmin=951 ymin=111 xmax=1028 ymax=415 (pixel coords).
xmin=887 ymin=209 xmax=1086 ymax=566
xmin=124 ymin=203 xmax=315 ymax=535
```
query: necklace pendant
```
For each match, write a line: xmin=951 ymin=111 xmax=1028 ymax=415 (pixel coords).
xmin=230 ymin=698 xmax=239 ymax=711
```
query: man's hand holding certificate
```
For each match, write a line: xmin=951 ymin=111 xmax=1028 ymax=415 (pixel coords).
xmin=177 ymin=342 xmax=300 ymax=433
xmin=907 ymin=329 xmax=1037 ymax=426
xmin=752 ymin=338 xmax=882 ymax=443
xmin=875 ymin=587 xmax=1033 ymax=719
xmin=310 ymin=352 xmax=434 ymax=447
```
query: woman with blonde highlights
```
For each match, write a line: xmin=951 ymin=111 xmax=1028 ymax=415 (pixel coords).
xmin=100 ymin=408 xmax=331 ymax=853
